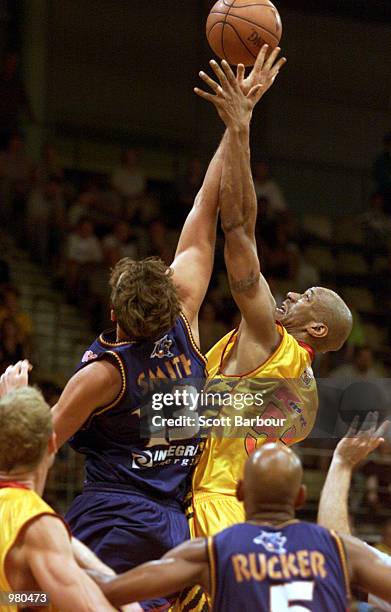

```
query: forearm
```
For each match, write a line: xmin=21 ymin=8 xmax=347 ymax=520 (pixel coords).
xmin=317 ymin=457 xmax=352 ymax=534
xmin=72 ymin=538 xmax=115 ymax=576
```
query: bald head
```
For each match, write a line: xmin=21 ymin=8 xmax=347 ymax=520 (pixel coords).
xmin=275 ymin=287 xmax=352 ymax=353
xmin=238 ymin=443 xmax=304 ymax=518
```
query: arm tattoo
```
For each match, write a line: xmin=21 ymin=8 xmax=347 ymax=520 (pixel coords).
xmin=228 ymin=270 xmax=258 ymax=293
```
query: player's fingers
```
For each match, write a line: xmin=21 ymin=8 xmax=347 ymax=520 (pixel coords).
xmin=248 ymin=84 xmax=264 ymax=100
xmin=362 ymin=410 xmax=379 ymax=434
xmin=18 ymin=360 xmax=30 ymax=380
xmin=270 ymin=57 xmax=287 ymax=77
xmin=264 ymin=46 xmax=281 ymax=71
xmin=199 ymin=71 xmax=220 ymax=94
xmin=194 ymin=87 xmax=218 ymax=104
xmin=221 ymin=59 xmax=238 ymax=89
xmin=253 ymin=44 xmax=269 ymax=73
xmin=346 ymin=414 xmax=360 ymax=437
xmin=209 ymin=59 xmax=229 ymax=87
xmin=375 ymin=419 xmax=390 ymax=439
xmin=236 ymin=63 xmax=245 ymax=84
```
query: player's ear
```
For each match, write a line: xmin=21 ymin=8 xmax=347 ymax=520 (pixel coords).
xmin=236 ymin=479 xmax=244 ymax=502
xmin=306 ymin=321 xmax=328 ymax=339
xmin=110 ymin=309 xmax=117 ymax=322
xmin=294 ymin=484 xmax=306 ymax=509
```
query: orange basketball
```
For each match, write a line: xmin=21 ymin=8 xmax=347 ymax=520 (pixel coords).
xmin=206 ymin=0 xmax=282 ymax=67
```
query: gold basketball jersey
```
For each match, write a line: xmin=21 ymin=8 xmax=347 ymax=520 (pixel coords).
xmin=193 ymin=324 xmax=318 ymax=497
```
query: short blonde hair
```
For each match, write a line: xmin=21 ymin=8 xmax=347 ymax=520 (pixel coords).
xmin=0 ymin=387 xmax=53 ymax=472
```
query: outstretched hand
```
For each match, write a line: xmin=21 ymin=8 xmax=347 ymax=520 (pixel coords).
xmin=194 ymin=45 xmax=286 ymax=128
xmin=334 ymin=411 xmax=389 ymax=468
xmin=0 ymin=360 xmax=31 ymax=398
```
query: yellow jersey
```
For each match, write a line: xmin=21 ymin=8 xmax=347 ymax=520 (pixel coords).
xmin=193 ymin=324 xmax=318 ymax=497
xmin=0 ymin=485 xmax=68 ymax=612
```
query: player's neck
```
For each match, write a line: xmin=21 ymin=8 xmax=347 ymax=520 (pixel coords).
xmin=246 ymin=508 xmax=296 ymax=525
xmin=0 ymin=463 xmax=48 ymax=496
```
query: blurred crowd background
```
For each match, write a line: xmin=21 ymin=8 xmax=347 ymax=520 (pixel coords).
xmin=0 ymin=0 xmax=390 ymax=548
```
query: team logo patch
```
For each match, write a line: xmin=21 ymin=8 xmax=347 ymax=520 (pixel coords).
xmin=300 ymin=367 xmax=314 ymax=387
xmin=131 ymin=450 xmax=153 ymax=469
xmin=81 ymin=350 xmax=98 ymax=363
xmin=150 ymin=335 xmax=174 ymax=359
xmin=253 ymin=530 xmax=287 ymax=554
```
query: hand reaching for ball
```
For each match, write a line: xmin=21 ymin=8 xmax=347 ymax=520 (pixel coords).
xmin=0 ymin=360 xmax=31 ymax=398
xmin=194 ymin=45 xmax=286 ymax=129
xmin=239 ymin=44 xmax=286 ymax=97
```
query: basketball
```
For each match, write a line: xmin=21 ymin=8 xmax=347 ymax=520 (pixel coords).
xmin=206 ymin=0 xmax=282 ymax=67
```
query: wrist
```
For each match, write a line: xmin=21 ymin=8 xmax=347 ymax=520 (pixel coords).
xmin=332 ymin=454 xmax=355 ymax=471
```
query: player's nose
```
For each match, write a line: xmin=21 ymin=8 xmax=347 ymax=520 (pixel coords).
xmin=287 ymin=292 xmax=299 ymax=302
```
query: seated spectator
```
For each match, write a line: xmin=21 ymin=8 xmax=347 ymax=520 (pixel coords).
xmin=0 ymin=133 xmax=33 ymax=226
xmin=292 ymin=248 xmax=320 ymax=293
xmin=253 ymin=159 xmax=287 ymax=219
xmin=67 ymin=189 xmax=97 ymax=228
xmin=375 ymin=519 xmax=391 ymax=556
xmin=362 ymin=444 xmax=391 ymax=514
xmin=65 ymin=218 xmax=102 ymax=303
xmin=361 ymin=192 xmax=391 ymax=246
xmin=329 ymin=345 xmax=384 ymax=381
xmin=37 ymin=143 xmax=64 ymax=183
xmin=102 ymin=221 xmax=138 ymax=267
xmin=262 ymin=220 xmax=299 ymax=281
xmin=111 ymin=148 xmax=146 ymax=199
xmin=0 ymin=317 xmax=26 ymax=370
xmin=373 ymin=132 xmax=391 ymax=213
xmin=143 ymin=219 xmax=175 ymax=264
xmin=0 ymin=285 xmax=33 ymax=345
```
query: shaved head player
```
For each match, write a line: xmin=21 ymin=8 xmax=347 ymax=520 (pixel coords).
xmin=96 ymin=443 xmax=391 ymax=611
xmin=50 ymin=55 xmax=278 ymax=612
xmin=187 ymin=48 xmax=353 ymax=552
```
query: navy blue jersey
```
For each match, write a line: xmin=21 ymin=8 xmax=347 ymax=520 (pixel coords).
xmin=208 ymin=521 xmax=350 ymax=612
xmin=69 ymin=313 xmax=206 ymax=506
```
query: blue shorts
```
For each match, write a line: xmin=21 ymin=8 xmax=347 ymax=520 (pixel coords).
xmin=65 ymin=485 xmax=189 ymax=611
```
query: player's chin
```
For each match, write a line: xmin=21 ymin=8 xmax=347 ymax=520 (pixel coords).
xmin=274 ymin=307 xmax=286 ymax=322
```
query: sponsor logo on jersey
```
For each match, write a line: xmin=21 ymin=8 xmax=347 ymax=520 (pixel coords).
xmin=150 ymin=335 xmax=174 ymax=359
xmin=253 ymin=530 xmax=287 ymax=554
xmin=131 ymin=443 xmax=199 ymax=469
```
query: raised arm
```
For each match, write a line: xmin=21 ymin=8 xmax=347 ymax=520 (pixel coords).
xmin=317 ymin=412 xmax=388 ymax=534
xmin=100 ymin=538 xmax=209 ymax=608
xmin=195 ymin=47 xmax=286 ymax=349
xmin=343 ymin=534 xmax=391 ymax=603
xmin=172 ymin=46 xmax=285 ymax=343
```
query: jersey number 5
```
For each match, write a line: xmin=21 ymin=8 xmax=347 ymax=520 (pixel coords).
xmin=270 ymin=582 xmax=314 ymax=611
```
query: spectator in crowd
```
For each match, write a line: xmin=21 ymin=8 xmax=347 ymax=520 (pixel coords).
xmin=174 ymin=158 xmax=205 ymax=224
xmin=253 ymin=159 xmax=288 ymax=218
xmin=67 ymin=188 xmax=97 ymax=228
xmin=65 ymin=217 xmax=102 ymax=303
xmin=361 ymin=192 xmax=391 ymax=246
xmin=329 ymin=345 xmax=383 ymax=381
xmin=37 ymin=143 xmax=64 ymax=183
xmin=362 ymin=443 xmax=391 ymax=514
xmin=0 ymin=133 xmax=33 ymax=226
xmin=262 ymin=219 xmax=299 ymax=281
xmin=111 ymin=148 xmax=146 ymax=200
xmin=199 ymin=303 xmax=228 ymax=353
xmin=373 ymin=132 xmax=391 ymax=213
xmin=291 ymin=248 xmax=320 ymax=293
xmin=143 ymin=219 xmax=175 ymax=264
xmin=26 ymin=175 xmax=66 ymax=265
xmin=0 ymin=285 xmax=33 ymax=346
xmin=0 ymin=317 xmax=26 ymax=370
xmin=375 ymin=519 xmax=391 ymax=556
xmin=102 ymin=221 xmax=138 ymax=267
xmin=0 ymin=52 xmax=35 ymax=148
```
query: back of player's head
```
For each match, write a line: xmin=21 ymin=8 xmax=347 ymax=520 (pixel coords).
xmin=110 ymin=257 xmax=181 ymax=340
xmin=310 ymin=288 xmax=352 ymax=352
xmin=0 ymin=387 xmax=53 ymax=472
xmin=239 ymin=442 xmax=304 ymax=514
